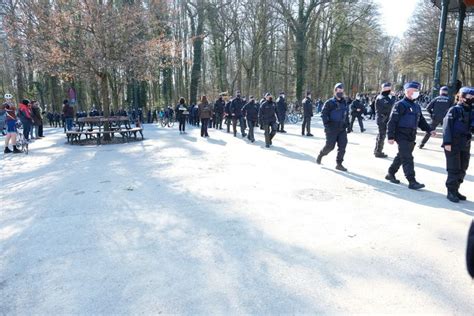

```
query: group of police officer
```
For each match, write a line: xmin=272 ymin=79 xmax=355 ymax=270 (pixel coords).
xmin=215 ymin=81 xmax=473 ymax=203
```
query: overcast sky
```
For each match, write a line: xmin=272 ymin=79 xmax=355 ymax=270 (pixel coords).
xmin=374 ymin=0 xmax=420 ymax=38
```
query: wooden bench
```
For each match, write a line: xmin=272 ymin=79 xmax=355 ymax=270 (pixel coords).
xmin=66 ymin=127 xmax=143 ymax=145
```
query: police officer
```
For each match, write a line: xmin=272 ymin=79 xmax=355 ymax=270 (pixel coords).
xmin=214 ymin=94 xmax=225 ymax=130
xmin=242 ymin=96 xmax=258 ymax=143
xmin=276 ymin=91 xmax=288 ymax=133
xmin=230 ymin=91 xmax=246 ymax=137
xmin=385 ymin=81 xmax=435 ymax=190
xmin=302 ymin=91 xmax=314 ymax=136
xmin=441 ymin=86 xmax=473 ymax=203
xmin=374 ymin=82 xmax=396 ymax=158
xmin=349 ymin=94 xmax=366 ymax=133
xmin=419 ymin=86 xmax=451 ymax=149
xmin=258 ymin=93 xmax=277 ymax=148
xmin=316 ymin=83 xmax=350 ymax=171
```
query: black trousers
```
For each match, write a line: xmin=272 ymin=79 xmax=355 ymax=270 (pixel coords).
xmin=38 ymin=124 xmax=44 ymax=137
xmin=302 ymin=116 xmax=311 ymax=135
xmin=226 ymin=116 xmax=231 ymax=132
xmin=178 ymin=117 xmax=186 ymax=131
xmin=247 ymin=120 xmax=255 ymax=141
xmin=388 ymin=140 xmax=416 ymax=181
xmin=278 ymin=122 xmax=285 ymax=132
xmin=320 ymin=129 xmax=348 ymax=163
xmin=232 ymin=117 xmax=246 ymax=136
xmin=445 ymin=139 xmax=470 ymax=191
xmin=350 ymin=113 xmax=364 ymax=131
xmin=421 ymin=117 xmax=443 ymax=146
xmin=263 ymin=122 xmax=277 ymax=145
xmin=200 ymin=118 xmax=209 ymax=137
xmin=215 ymin=114 xmax=223 ymax=129
xmin=375 ymin=118 xmax=388 ymax=154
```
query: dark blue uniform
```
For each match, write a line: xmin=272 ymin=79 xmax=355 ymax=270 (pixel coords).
xmin=230 ymin=97 xmax=246 ymax=137
xmin=349 ymin=99 xmax=365 ymax=132
xmin=213 ymin=98 xmax=225 ymax=130
xmin=442 ymin=102 xmax=473 ymax=196
xmin=242 ymin=100 xmax=258 ymax=142
xmin=301 ymin=97 xmax=313 ymax=135
xmin=387 ymin=97 xmax=432 ymax=184
xmin=420 ymin=95 xmax=451 ymax=147
xmin=374 ymin=93 xmax=396 ymax=155
xmin=276 ymin=96 xmax=287 ymax=132
xmin=258 ymin=100 xmax=277 ymax=147
xmin=318 ymin=97 xmax=350 ymax=164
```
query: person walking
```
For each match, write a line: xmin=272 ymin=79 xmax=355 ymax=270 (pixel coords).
xmin=175 ymin=97 xmax=189 ymax=134
xmin=198 ymin=95 xmax=212 ymax=137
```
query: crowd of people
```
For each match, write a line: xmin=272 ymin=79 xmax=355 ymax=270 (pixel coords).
xmin=1 ymin=82 xmax=473 ymax=203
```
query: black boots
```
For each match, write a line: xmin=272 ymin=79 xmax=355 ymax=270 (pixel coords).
xmin=336 ymin=164 xmax=347 ymax=172
xmin=447 ymin=190 xmax=460 ymax=203
xmin=13 ymin=146 xmax=22 ymax=153
xmin=408 ymin=181 xmax=425 ymax=190
xmin=456 ymin=191 xmax=467 ymax=201
xmin=375 ymin=152 xmax=388 ymax=158
xmin=385 ymin=173 xmax=400 ymax=184
xmin=316 ymin=153 xmax=323 ymax=164
xmin=4 ymin=147 xmax=12 ymax=154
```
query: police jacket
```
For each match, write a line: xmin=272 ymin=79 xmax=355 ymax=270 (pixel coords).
xmin=303 ymin=97 xmax=313 ymax=117
xmin=350 ymin=99 xmax=365 ymax=115
xmin=321 ymin=97 xmax=349 ymax=130
xmin=214 ymin=99 xmax=225 ymax=115
xmin=258 ymin=100 xmax=277 ymax=124
xmin=242 ymin=100 xmax=258 ymax=121
xmin=427 ymin=95 xmax=451 ymax=120
xmin=230 ymin=97 xmax=244 ymax=118
xmin=442 ymin=103 xmax=474 ymax=146
xmin=376 ymin=93 xmax=395 ymax=118
xmin=387 ymin=97 xmax=432 ymax=142
xmin=276 ymin=96 xmax=287 ymax=119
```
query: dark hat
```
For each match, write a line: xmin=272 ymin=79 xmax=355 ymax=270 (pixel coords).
xmin=22 ymin=99 xmax=30 ymax=105
xmin=440 ymin=86 xmax=449 ymax=92
xmin=63 ymin=99 xmax=69 ymax=104
xmin=334 ymin=83 xmax=344 ymax=90
xmin=265 ymin=92 xmax=272 ymax=98
xmin=306 ymin=91 xmax=312 ymax=96
xmin=403 ymin=81 xmax=421 ymax=90
xmin=236 ymin=91 xmax=241 ymax=95
xmin=279 ymin=91 xmax=285 ymax=95
xmin=459 ymin=86 xmax=474 ymax=96
xmin=381 ymin=82 xmax=392 ymax=89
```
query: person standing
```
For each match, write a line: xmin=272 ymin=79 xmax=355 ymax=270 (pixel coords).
xmin=175 ymin=97 xmax=189 ymax=134
xmin=258 ymin=93 xmax=277 ymax=148
xmin=229 ymin=91 xmax=246 ymax=137
xmin=2 ymin=94 xmax=21 ymax=153
xmin=374 ymin=83 xmax=396 ymax=158
xmin=385 ymin=81 xmax=435 ymax=190
xmin=419 ymin=86 xmax=452 ymax=149
xmin=214 ymin=94 xmax=225 ymax=130
xmin=349 ymin=94 xmax=366 ymax=133
xmin=198 ymin=95 xmax=212 ymax=137
xmin=302 ymin=91 xmax=314 ymax=136
xmin=316 ymin=83 xmax=350 ymax=171
xmin=276 ymin=91 xmax=288 ymax=133
xmin=31 ymin=101 xmax=43 ymax=139
xmin=441 ymin=86 xmax=473 ymax=203
xmin=18 ymin=99 xmax=33 ymax=140
xmin=62 ymin=99 xmax=74 ymax=131
xmin=242 ymin=96 xmax=258 ymax=143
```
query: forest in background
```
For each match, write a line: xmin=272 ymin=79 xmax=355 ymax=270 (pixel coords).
xmin=0 ymin=0 xmax=472 ymax=113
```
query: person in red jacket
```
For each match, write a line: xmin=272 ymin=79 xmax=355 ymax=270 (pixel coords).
xmin=18 ymin=99 xmax=33 ymax=141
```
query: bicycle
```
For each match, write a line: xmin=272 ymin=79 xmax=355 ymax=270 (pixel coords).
xmin=161 ymin=115 xmax=175 ymax=128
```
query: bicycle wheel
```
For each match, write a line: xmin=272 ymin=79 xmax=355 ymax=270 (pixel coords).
xmin=168 ymin=119 xmax=175 ymax=128
xmin=289 ymin=114 xmax=298 ymax=124
xmin=161 ymin=118 xmax=168 ymax=127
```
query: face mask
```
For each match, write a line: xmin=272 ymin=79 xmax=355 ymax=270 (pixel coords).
xmin=336 ymin=92 xmax=344 ymax=99
xmin=466 ymin=98 xmax=473 ymax=106
xmin=382 ymin=90 xmax=391 ymax=96
xmin=412 ymin=91 xmax=420 ymax=99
